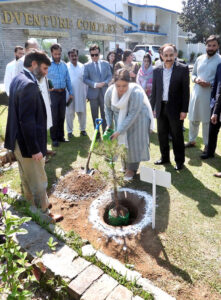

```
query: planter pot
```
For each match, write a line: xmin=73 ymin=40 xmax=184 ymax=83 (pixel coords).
xmin=108 ymin=209 xmax=129 ymax=226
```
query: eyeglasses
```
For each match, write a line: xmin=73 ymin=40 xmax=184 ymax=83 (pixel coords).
xmin=91 ymin=53 xmax=99 ymax=57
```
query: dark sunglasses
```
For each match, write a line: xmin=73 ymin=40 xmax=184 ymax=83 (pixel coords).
xmin=91 ymin=53 xmax=99 ymax=57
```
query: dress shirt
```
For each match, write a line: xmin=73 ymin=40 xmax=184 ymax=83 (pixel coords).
xmin=4 ymin=59 xmax=17 ymax=96
xmin=163 ymin=63 xmax=173 ymax=101
xmin=47 ymin=59 xmax=73 ymax=95
xmin=93 ymin=60 xmax=102 ymax=88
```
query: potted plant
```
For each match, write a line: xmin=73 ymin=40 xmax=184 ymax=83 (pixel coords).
xmin=140 ymin=21 xmax=146 ymax=31
xmin=154 ymin=24 xmax=160 ymax=32
xmin=94 ymin=136 xmax=129 ymax=226
xmin=146 ymin=23 xmax=153 ymax=31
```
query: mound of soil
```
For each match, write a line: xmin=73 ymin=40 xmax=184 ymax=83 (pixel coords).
xmin=52 ymin=169 xmax=107 ymax=202
xmin=49 ymin=169 xmax=220 ymax=300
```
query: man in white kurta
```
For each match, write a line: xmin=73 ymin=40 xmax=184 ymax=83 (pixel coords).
xmin=66 ymin=49 xmax=87 ymax=137
xmin=187 ymin=36 xmax=221 ymax=151
xmin=4 ymin=46 xmax=24 ymax=96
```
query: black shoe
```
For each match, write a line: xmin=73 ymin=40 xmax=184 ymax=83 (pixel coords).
xmin=200 ymin=153 xmax=214 ymax=159
xmin=174 ymin=163 xmax=184 ymax=170
xmin=58 ymin=138 xmax=69 ymax=142
xmin=68 ymin=133 xmax=73 ymax=139
xmin=154 ymin=159 xmax=170 ymax=165
xmin=96 ymin=133 xmax=101 ymax=141
xmin=52 ymin=141 xmax=59 ymax=147
xmin=81 ymin=131 xmax=87 ymax=136
xmin=202 ymin=145 xmax=208 ymax=154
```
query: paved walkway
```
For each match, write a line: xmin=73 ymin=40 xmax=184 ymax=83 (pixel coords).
xmin=6 ymin=202 xmax=175 ymax=300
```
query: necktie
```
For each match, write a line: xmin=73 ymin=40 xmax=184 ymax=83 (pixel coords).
xmin=95 ymin=62 xmax=101 ymax=80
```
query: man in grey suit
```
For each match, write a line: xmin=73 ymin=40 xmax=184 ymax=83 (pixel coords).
xmin=83 ymin=44 xmax=112 ymax=136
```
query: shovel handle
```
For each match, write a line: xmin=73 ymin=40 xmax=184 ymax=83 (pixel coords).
xmin=95 ymin=118 xmax=103 ymax=130
xmin=89 ymin=119 xmax=103 ymax=152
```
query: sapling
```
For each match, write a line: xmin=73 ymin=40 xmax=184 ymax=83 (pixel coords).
xmin=94 ymin=138 xmax=129 ymax=221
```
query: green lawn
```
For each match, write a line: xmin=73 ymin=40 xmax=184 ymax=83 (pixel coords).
xmin=0 ymin=98 xmax=221 ymax=298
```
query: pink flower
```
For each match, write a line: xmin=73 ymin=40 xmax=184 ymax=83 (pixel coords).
xmin=2 ymin=187 xmax=8 ymax=195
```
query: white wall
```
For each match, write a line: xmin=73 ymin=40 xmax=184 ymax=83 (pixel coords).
xmin=94 ymin=0 xmax=123 ymax=13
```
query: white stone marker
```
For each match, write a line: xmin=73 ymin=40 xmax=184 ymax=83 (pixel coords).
xmin=140 ymin=166 xmax=171 ymax=229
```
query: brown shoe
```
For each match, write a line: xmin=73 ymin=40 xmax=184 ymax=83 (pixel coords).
xmin=48 ymin=213 xmax=63 ymax=222
xmin=214 ymin=172 xmax=221 ymax=178
xmin=46 ymin=149 xmax=56 ymax=156
xmin=185 ymin=141 xmax=196 ymax=148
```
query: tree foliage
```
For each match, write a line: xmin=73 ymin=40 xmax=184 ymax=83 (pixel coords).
xmin=178 ymin=0 xmax=221 ymax=44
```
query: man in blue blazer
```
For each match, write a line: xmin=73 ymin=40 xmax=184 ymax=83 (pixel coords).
xmin=83 ymin=44 xmax=112 ymax=136
xmin=201 ymin=63 xmax=221 ymax=159
xmin=4 ymin=50 xmax=62 ymax=222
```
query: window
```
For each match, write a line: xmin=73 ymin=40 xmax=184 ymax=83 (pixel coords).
xmin=128 ymin=6 xmax=132 ymax=22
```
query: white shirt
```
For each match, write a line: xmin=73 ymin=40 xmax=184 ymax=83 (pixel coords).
xmin=162 ymin=64 xmax=173 ymax=101
xmin=66 ymin=61 xmax=87 ymax=113
xmin=93 ymin=60 xmax=102 ymax=88
xmin=4 ymin=59 xmax=17 ymax=96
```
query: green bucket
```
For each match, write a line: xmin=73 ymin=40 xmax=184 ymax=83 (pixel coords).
xmin=108 ymin=209 xmax=130 ymax=226
xmin=103 ymin=128 xmax=114 ymax=141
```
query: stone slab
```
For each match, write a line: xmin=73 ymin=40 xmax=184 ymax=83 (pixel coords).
xmin=137 ymin=277 xmax=176 ymax=300
xmin=96 ymin=251 xmax=141 ymax=282
xmin=82 ymin=244 xmax=97 ymax=257
xmin=68 ymin=264 xmax=103 ymax=299
xmin=106 ymin=285 xmax=133 ymax=300
xmin=132 ymin=296 xmax=143 ymax=300
xmin=42 ymin=254 xmax=89 ymax=281
xmin=13 ymin=220 xmax=64 ymax=258
xmin=81 ymin=274 xmax=118 ymax=300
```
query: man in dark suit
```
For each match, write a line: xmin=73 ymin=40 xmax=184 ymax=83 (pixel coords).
xmin=151 ymin=43 xmax=190 ymax=170
xmin=4 ymin=50 xmax=62 ymax=222
xmin=201 ymin=63 xmax=221 ymax=159
xmin=83 ymin=44 xmax=112 ymax=136
xmin=210 ymin=81 xmax=221 ymax=177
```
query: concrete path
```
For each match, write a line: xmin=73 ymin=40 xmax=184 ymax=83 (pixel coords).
xmin=6 ymin=203 xmax=175 ymax=300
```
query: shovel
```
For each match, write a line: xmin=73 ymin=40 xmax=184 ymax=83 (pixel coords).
xmin=85 ymin=118 xmax=103 ymax=174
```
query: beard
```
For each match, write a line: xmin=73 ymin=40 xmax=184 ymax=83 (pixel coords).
xmin=206 ymin=49 xmax=217 ymax=57
xmin=32 ymin=66 xmax=44 ymax=81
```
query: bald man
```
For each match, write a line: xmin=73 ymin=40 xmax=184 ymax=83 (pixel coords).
xmin=151 ymin=43 xmax=190 ymax=170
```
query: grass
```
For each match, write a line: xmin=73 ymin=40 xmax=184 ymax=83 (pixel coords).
xmin=0 ymin=91 xmax=221 ymax=298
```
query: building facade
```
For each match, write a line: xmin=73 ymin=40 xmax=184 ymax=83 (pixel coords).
xmin=0 ymin=0 xmax=205 ymax=82
xmin=0 ymin=0 xmax=134 ymax=81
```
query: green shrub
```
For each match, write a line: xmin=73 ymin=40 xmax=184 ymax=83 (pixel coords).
xmin=197 ymin=52 xmax=203 ymax=57
xmin=178 ymin=50 xmax=184 ymax=58
xmin=0 ymin=91 xmax=8 ymax=106
xmin=190 ymin=52 xmax=196 ymax=62
xmin=78 ymin=55 xmax=89 ymax=64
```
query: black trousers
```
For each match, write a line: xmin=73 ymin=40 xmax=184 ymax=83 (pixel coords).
xmin=89 ymin=90 xmax=107 ymax=134
xmin=50 ymin=90 xmax=66 ymax=141
xmin=207 ymin=109 xmax=221 ymax=155
xmin=157 ymin=102 xmax=185 ymax=164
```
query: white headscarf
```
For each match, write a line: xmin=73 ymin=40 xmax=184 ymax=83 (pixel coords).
xmin=111 ymin=83 xmax=154 ymax=147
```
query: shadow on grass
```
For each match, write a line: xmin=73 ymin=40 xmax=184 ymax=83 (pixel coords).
xmin=46 ymin=134 xmax=91 ymax=192
xmin=140 ymin=227 xmax=193 ymax=284
xmin=165 ymin=165 xmax=221 ymax=217
xmin=128 ymin=177 xmax=192 ymax=283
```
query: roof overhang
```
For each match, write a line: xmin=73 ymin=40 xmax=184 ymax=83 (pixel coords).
xmin=128 ymin=1 xmax=178 ymax=14
xmin=125 ymin=30 xmax=167 ymax=37
xmin=75 ymin=0 xmax=138 ymax=27
xmin=0 ymin=0 xmax=42 ymax=4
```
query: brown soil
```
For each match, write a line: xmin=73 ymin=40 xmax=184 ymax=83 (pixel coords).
xmin=49 ymin=169 xmax=220 ymax=300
